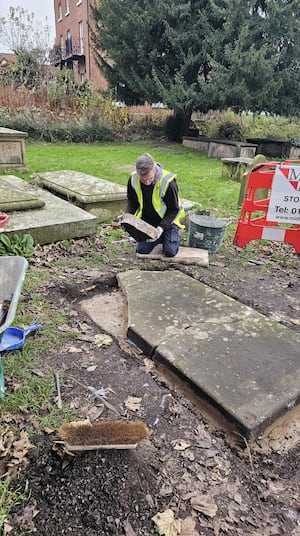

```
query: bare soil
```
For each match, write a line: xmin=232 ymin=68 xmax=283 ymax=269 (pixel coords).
xmin=4 ymin=227 xmax=300 ymax=535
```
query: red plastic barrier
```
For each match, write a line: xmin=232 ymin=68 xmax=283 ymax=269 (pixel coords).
xmin=233 ymin=160 xmax=300 ymax=253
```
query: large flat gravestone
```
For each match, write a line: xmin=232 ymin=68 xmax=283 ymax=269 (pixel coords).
xmin=118 ymin=270 xmax=300 ymax=438
xmin=0 ymin=177 xmax=45 ymax=211
xmin=0 ymin=175 xmax=98 ymax=245
xmin=0 ymin=127 xmax=27 ymax=172
xmin=33 ymin=170 xmax=127 ymax=222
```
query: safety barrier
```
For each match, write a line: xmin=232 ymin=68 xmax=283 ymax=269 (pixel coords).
xmin=233 ymin=160 xmax=300 ymax=253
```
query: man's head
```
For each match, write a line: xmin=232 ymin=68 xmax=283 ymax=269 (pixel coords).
xmin=135 ymin=153 xmax=156 ymax=185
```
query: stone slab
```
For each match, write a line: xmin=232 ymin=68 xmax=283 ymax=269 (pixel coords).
xmin=0 ymin=175 xmax=98 ymax=245
xmin=117 ymin=269 xmax=300 ymax=438
xmin=121 ymin=213 xmax=157 ymax=241
xmin=33 ymin=170 xmax=127 ymax=222
xmin=136 ymin=244 xmax=209 ymax=267
xmin=0 ymin=176 xmax=45 ymax=211
xmin=221 ymin=157 xmax=253 ymax=182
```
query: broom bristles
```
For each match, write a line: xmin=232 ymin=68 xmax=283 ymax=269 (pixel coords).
xmin=58 ymin=420 xmax=149 ymax=446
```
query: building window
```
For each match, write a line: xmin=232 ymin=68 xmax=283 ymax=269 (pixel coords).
xmin=58 ymin=3 xmax=62 ymax=21
xmin=65 ymin=0 xmax=70 ymax=15
xmin=79 ymin=21 xmax=84 ymax=54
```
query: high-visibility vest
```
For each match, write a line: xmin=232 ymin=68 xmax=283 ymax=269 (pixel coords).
xmin=130 ymin=170 xmax=185 ymax=228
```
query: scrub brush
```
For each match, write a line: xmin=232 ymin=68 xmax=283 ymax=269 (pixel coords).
xmin=58 ymin=420 xmax=149 ymax=451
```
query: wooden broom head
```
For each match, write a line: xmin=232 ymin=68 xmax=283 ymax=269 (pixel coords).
xmin=58 ymin=420 xmax=149 ymax=447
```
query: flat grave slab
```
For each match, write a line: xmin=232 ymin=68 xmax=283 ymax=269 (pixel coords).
xmin=118 ymin=269 xmax=300 ymax=438
xmin=0 ymin=175 xmax=98 ymax=245
xmin=0 ymin=176 xmax=45 ymax=211
xmin=33 ymin=170 xmax=127 ymax=222
xmin=136 ymin=244 xmax=209 ymax=267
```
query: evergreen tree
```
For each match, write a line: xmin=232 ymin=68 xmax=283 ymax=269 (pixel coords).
xmin=204 ymin=0 xmax=300 ymax=115
xmin=91 ymin=0 xmax=300 ymax=135
xmin=91 ymin=0 xmax=214 ymax=134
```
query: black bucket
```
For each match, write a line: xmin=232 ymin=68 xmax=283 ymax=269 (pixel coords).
xmin=188 ymin=214 xmax=226 ymax=253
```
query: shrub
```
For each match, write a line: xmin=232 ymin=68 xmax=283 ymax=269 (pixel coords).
xmin=0 ymin=108 xmax=114 ymax=142
xmin=216 ymin=120 xmax=246 ymax=140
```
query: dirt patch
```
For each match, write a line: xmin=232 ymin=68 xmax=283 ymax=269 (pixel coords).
xmin=4 ymin=231 xmax=300 ymax=535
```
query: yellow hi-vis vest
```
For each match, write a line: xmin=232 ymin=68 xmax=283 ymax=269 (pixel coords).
xmin=130 ymin=170 xmax=185 ymax=228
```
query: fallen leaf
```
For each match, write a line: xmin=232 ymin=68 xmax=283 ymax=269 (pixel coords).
xmin=57 ymin=324 xmax=73 ymax=332
xmin=172 ymin=439 xmax=191 ymax=451
xmin=76 ymin=335 xmax=95 ymax=342
xmin=181 ymin=450 xmax=195 ymax=461
xmin=152 ymin=509 xmax=182 ymax=536
xmin=86 ymin=405 xmax=104 ymax=421
xmin=12 ymin=502 xmax=39 ymax=531
xmin=191 ymin=495 xmax=218 ymax=518
xmin=289 ymin=318 xmax=300 ymax=325
xmin=30 ymin=368 xmax=45 ymax=377
xmin=180 ymin=516 xmax=199 ymax=536
xmin=94 ymin=334 xmax=113 ymax=347
xmin=67 ymin=346 xmax=82 ymax=353
xmin=3 ymin=522 xmax=13 ymax=535
xmin=124 ymin=396 xmax=142 ymax=412
xmin=43 ymin=427 xmax=55 ymax=435
xmin=143 ymin=358 xmax=154 ymax=370
xmin=79 ymin=285 xmax=97 ymax=293
xmin=234 ymin=492 xmax=243 ymax=505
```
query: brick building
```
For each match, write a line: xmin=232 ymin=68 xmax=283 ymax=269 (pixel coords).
xmin=53 ymin=0 xmax=107 ymax=90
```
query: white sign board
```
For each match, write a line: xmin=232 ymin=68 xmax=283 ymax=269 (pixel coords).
xmin=267 ymin=165 xmax=300 ymax=224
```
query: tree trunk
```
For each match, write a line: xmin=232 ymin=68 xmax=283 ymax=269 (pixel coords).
xmin=174 ymin=109 xmax=193 ymax=139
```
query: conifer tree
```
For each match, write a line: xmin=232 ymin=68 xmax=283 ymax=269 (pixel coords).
xmin=91 ymin=0 xmax=300 ymax=135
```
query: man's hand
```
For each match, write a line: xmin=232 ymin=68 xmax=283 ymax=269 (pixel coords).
xmin=146 ymin=226 xmax=163 ymax=242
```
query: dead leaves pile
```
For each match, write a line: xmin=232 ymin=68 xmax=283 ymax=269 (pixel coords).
xmin=0 ymin=425 xmax=33 ymax=477
xmin=152 ymin=508 xmax=217 ymax=536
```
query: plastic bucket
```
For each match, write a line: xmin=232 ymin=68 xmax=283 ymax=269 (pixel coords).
xmin=188 ymin=214 xmax=226 ymax=253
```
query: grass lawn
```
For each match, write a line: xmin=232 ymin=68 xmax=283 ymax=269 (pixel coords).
xmin=20 ymin=141 xmax=241 ymax=218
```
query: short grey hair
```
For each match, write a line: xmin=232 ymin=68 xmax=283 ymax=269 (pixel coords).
xmin=135 ymin=153 xmax=155 ymax=177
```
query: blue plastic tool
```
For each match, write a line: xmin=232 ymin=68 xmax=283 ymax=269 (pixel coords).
xmin=0 ymin=323 xmax=42 ymax=352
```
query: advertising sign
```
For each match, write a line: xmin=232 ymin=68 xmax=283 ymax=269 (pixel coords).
xmin=267 ymin=165 xmax=300 ymax=224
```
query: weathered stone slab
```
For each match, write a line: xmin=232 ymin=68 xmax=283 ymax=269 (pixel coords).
xmin=221 ymin=157 xmax=253 ymax=182
xmin=0 ymin=175 xmax=98 ymax=245
xmin=208 ymin=140 xmax=257 ymax=159
xmin=121 ymin=213 xmax=157 ymax=241
xmin=118 ymin=269 xmax=300 ymax=438
xmin=182 ymin=137 xmax=257 ymax=159
xmin=0 ymin=176 xmax=45 ymax=211
xmin=0 ymin=127 xmax=27 ymax=172
xmin=33 ymin=170 xmax=127 ymax=222
xmin=182 ymin=137 xmax=210 ymax=152
xmin=136 ymin=244 xmax=209 ymax=267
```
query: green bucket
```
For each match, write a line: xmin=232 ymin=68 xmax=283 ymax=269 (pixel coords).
xmin=188 ymin=214 xmax=227 ymax=253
